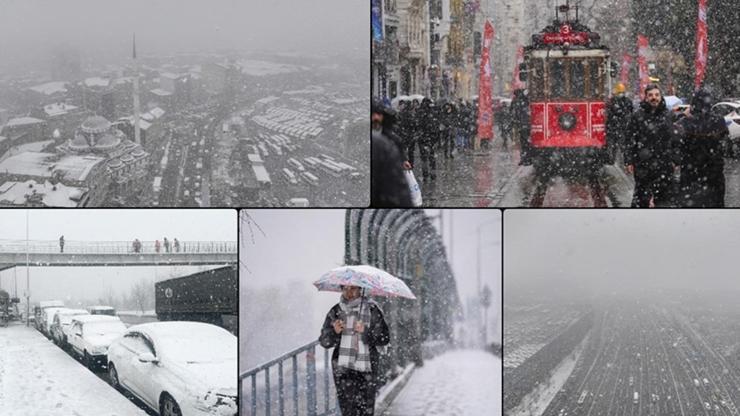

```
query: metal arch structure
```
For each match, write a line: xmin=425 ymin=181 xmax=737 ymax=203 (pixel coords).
xmin=344 ymin=209 xmax=462 ymax=378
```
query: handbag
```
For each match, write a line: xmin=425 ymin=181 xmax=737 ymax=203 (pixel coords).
xmin=404 ymin=170 xmax=423 ymax=207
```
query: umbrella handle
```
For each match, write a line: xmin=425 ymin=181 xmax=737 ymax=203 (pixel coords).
xmin=360 ymin=288 xmax=366 ymax=323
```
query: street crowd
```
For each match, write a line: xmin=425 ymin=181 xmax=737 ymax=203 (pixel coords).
xmin=372 ymin=83 xmax=731 ymax=208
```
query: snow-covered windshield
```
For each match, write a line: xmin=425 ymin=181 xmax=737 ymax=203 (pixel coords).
xmin=159 ymin=332 xmax=236 ymax=364
xmin=84 ymin=321 xmax=127 ymax=336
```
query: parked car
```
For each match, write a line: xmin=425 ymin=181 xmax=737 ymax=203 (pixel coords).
xmin=68 ymin=315 xmax=127 ymax=370
xmin=41 ymin=307 xmax=68 ymax=338
xmin=88 ymin=305 xmax=116 ymax=316
xmin=712 ymin=101 xmax=740 ymax=156
xmin=107 ymin=322 xmax=237 ymax=416
xmin=34 ymin=300 xmax=64 ymax=332
xmin=50 ymin=308 xmax=89 ymax=347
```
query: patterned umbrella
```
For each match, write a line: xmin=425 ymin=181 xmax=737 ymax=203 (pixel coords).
xmin=313 ymin=265 xmax=416 ymax=300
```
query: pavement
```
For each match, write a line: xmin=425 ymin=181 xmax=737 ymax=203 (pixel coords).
xmin=416 ymin=134 xmax=740 ymax=207
xmin=383 ymin=349 xmax=501 ymax=416
xmin=0 ymin=322 xmax=148 ymax=416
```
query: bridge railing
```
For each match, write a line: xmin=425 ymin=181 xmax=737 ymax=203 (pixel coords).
xmin=0 ymin=240 xmax=237 ymax=255
xmin=240 ymin=340 xmax=338 ymax=416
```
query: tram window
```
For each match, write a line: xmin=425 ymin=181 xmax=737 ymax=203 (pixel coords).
xmin=529 ymin=59 xmax=545 ymax=100
xmin=571 ymin=60 xmax=586 ymax=99
xmin=549 ymin=60 xmax=566 ymax=98
xmin=589 ymin=59 xmax=605 ymax=99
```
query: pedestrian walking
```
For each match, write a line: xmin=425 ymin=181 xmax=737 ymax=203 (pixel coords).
xmin=416 ymin=98 xmax=437 ymax=181
xmin=163 ymin=237 xmax=170 ymax=253
xmin=511 ymin=89 xmax=532 ymax=165
xmin=606 ymin=83 xmax=634 ymax=165
xmin=173 ymin=238 xmax=180 ymax=253
xmin=440 ymin=102 xmax=456 ymax=159
xmin=59 ymin=235 xmax=64 ymax=253
xmin=155 ymin=239 xmax=161 ymax=253
xmin=624 ymin=84 xmax=680 ymax=207
xmin=319 ymin=285 xmax=390 ymax=416
xmin=132 ymin=239 xmax=142 ymax=253
xmin=498 ymin=102 xmax=512 ymax=149
xmin=675 ymin=88 xmax=729 ymax=207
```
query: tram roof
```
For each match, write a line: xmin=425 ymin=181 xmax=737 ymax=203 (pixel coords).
xmin=527 ymin=49 xmax=609 ymax=59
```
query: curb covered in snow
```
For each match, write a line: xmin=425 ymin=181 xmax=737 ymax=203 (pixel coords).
xmin=375 ymin=363 xmax=416 ymax=415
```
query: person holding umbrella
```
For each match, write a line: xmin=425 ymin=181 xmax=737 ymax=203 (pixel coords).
xmin=316 ymin=265 xmax=415 ymax=416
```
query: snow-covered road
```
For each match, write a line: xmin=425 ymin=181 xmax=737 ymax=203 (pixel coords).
xmin=383 ymin=349 xmax=502 ymax=416
xmin=0 ymin=322 xmax=148 ymax=416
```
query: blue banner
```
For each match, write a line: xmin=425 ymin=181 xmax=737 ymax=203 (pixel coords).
xmin=371 ymin=0 xmax=383 ymax=41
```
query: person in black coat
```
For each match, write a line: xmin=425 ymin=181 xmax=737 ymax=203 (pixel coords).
xmin=439 ymin=102 xmax=456 ymax=159
xmin=675 ymin=89 xmax=730 ymax=207
xmin=605 ymin=83 xmax=634 ymax=164
xmin=510 ymin=89 xmax=531 ymax=165
xmin=320 ymin=285 xmax=390 ymax=416
xmin=625 ymin=84 xmax=680 ymax=207
xmin=413 ymin=98 xmax=437 ymax=180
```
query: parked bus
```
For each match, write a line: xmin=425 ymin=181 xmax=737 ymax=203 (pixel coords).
xmin=287 ymin=158 xmax=305 ymax=172
xmin=282 ymin=168 xmax=298 ymax=185
xmin=301 ymin=171 xmax=319 ymax=187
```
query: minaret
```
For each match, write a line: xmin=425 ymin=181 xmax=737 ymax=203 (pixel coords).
xmin=133 ymin=33 xmax=141 ymax=145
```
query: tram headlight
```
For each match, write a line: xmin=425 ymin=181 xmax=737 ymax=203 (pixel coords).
xmin=558 ymin=112 xmax=577 ymax=131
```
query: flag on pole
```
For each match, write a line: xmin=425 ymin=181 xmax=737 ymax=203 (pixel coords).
xmin=371 ymin=0 xmax=383 ymax=41
xmin=694 ymin=0 xmax=708 ymax=90
xmin=620 ymin=53 xmax=632 ymax=89
xmin=476 ymin=20 xmax=495 ymax=144
xmin=637 ymin=35 xmax=650 ymax=99
xmin=511 ymin=46 xmax=525 ymax=92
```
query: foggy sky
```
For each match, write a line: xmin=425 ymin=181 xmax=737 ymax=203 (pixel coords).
xmin=505 ymin=210 xmax=740 ymax=301
xmin=0 ymin=209 xmax=235 ymax=303
xmin=0 ymin=0 xmax=368 ymax=74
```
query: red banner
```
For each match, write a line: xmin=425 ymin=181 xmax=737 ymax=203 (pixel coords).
xmin=620 ymin=53 xmax=632 ymax=89
xmin=637 ymin=35 xmax=650 ymax=99
xmin=511 ymin=46 xmax=525 ymax=92
xmin=477 ymin=20 xmax=494 ymax=141
xmin=694 ymin=0 xmax=708 ymax=90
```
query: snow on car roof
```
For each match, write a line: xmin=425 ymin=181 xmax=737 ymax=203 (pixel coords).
xmin=88 ymin=305 xmax=115 ymax=310
xmin=71 ymin=315 xmax=121 ymax=324
xmin=57 ymin=308 xmax=88 ymax=316
xmin=128 ymin=321 xmax=229 ymax=337
xmin=127 ymin=322 xmax=236 ymax=362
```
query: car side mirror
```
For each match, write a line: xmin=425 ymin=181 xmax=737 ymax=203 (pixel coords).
xmin=75 ymin=331 xmax=82 ymax=336
xmin=138 ymin=352 xmax=158 ymax=364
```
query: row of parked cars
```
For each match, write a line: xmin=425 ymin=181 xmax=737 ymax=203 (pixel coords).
xmin=33 ymin=300 xmax=237 ymax=416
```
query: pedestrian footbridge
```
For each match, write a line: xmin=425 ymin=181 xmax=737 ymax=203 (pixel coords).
xmin=0 ymin=239 xmax=236 ymax=270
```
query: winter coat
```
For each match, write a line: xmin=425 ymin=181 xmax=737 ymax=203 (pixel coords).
xmin=371 ymin=131 xmax=413 ymax=207
xmin=676 ymin=112 xmax=729 ymax=207
xmin=510 ymin=91 xmax=530 ymax=131
xmin=319 ymin=302 xmax=390 ymax=383
xmin=606 ymin=95 xmax=633 ymax=146
xmin=418 ymin=103 xmax=438 ymax=144
xmin=625 ymin=98 xmax=680 ymax=178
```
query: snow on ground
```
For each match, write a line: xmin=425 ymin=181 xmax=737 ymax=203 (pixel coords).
xmin=0 ymin=322 xmax=148 ymax=416
xmin=383 ymin=349 xmax=501 ymax=416
xmin=508 ymin=333 xmax=589 ymax=416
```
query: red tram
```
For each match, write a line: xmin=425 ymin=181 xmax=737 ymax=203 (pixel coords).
xmin=519 ymin=2 xmax=617 ymax=171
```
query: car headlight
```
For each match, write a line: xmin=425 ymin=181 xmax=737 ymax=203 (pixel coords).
xmin=91 ymin=345 xmax=108 ymax=354
xmin=195 ymin=391 xmax=237 ymax=415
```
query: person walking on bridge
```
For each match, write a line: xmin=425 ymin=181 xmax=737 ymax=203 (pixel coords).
xmin=319 ymin=285 xmax=389 ymax=416
xmin=58 ymin=235 xmax=64 ymax=253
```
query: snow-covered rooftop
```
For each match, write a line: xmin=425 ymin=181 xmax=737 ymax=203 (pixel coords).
xmin=150 ymin=88 xmax=173 ymax=97
xmin=5 ymin=116 xmax=45 ymax=127
xmin=0 ymin=152 xmax=104 ymax=182
xmin=84 ymin=77 xmax=110 ymax=88
xmin=44 ymin=102 xmax=78 ymax=117
xmin=0 ymin=180 xmax=85 ymax=207
xmin=29 ymin=81 xmax=68 ymax=95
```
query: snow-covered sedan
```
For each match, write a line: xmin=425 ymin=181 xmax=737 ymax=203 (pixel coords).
xmin=50 ymin=308 xmax=89 ymax=347
xmin=68 ymin=315 xmax=127 ymax=369
xmin=41 ymin=307 xmax=68 ymax=338
xmin=107 ymin=322 xmax=237 ymax=416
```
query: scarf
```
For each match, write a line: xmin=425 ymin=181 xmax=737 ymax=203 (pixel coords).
xmin=336 ymin=295 xmax=373 ymax=373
